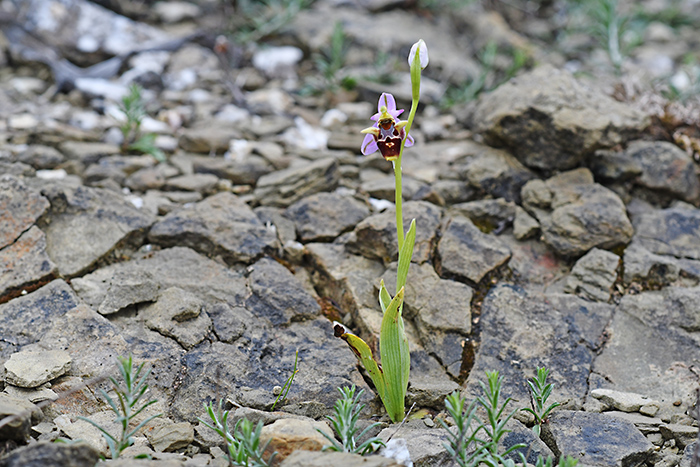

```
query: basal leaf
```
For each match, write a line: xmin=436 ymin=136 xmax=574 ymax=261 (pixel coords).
xmin=396 ymin=219 xmax=416 ymax=294
xmin=333 ymin=323 xmax=386 ymax=403
xmin=379 ymin=287 xmax=409 ymax=422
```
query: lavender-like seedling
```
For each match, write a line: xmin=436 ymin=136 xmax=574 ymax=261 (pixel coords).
xmin=78 ymin=355 xmax=161 ymax=459
xmin=318 ymin=385 xmax=385 ymax=455
xmin=521 ymin=367 xmax=560 ymax=437
xmin=439 ymin=391 xmax=488 ymax=467
xmin=333 ymin=39 xmax=429 ymax=423
xmin=199 ymin=400 xmax=276 ymax=467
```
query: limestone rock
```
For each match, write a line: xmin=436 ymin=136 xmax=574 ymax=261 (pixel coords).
xmin=0 ymin=394 xmax=36 ymax=441
xmin=590 ymin=388 xmax=660 ymax=413
xmin=4 ymin=349 xmax=71 ymax=388
xmin=162 ymin=173 xmax=219 ymax=194
xmin=437 ymin=215 xmax=511 ymax=284
xmin=149 ymin=192 xmax=278 ymax=265
xmin=145 ymin=420 xmax=194 ymax=452
xmin=472 ymin=64 xmax=648 ymax=170
xmin=565 ymin=248 xmax=619 ymax=302
xmin=346 ymin=200 xmax=441 ymax=264
xmin=449 ymin=198 xmax=516 ymax=233
xmin=522 ymin=168 xmax=633 ymax=257
xmin=254 ymin=157 xmax=339 ymax=207
xmin=632 ymin=204 xmax=700 ymax=261
xmin=0 ymin=440 xmax=99 ymax=467
xmin=660 ymin=424 xmax=699 ymax=450
xmin=513 ymin=205 xmax=539 ymax=240
xmin=260 ymin=418 xmax=332 ymax=462
xmin=545 ymin=411 xmax=654 ymax=465
xmin=142 ymin=287 xmax=211 ymax=350
xmin=626 ymin=140 xmax=700 ymax=202
xmin=192 ymin=154 xmax=273 ymax=186
xmin=37 ymin=182 xmax=154 ymax=277
xmin=0 ymin=225 xmax=58 ymax=300
xmin=280 ymin=450 xmax=402 ymax=467
xmin=0 ymin=280 xmax=79 ymax=360
xmin=285 ymin=192 xmax=370 ymax=242
xmin=0 ymin=175 xmax=49 ymax=249
xmin=378 ymin=421 xmax=452 ymax=466
xmin=246 ymin=257 xmax=321 ymax=326
xmin=92 ymin=269 xmax=160 ymax=315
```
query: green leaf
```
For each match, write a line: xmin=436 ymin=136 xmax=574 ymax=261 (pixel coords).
xmin=334 ymin=324 xmax=386 ymax=404
xmin=379 ymin=287 xmax=409 ymax=422
xmin=396 ymin=219 xmax=416 ymax=294
xmin=378 ymin=279 xmax=392 ymax=314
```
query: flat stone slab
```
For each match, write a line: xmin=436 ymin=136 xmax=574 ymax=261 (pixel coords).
xmin=254 ymin=157 xmax=339 ymax=207
xmin=149 ymin=191 xmax=278 ymax=265
xmin=4 ymin=349 xmax=71 ymax=388
xmin=564 ymin=248 xmax=620 ymax=302
xmin=592 ymin=287 xmax=700 ymax=417
xmin=522 ymin=168 xmax=633 ymax=257
xmin=285 ymin=191 xmax=369 ymax=242
xmin=38 ymin=182 xmax=154 ymax=277
xmin=0 ymin=175 xmax=49 ymax=249
xmin=437 ymin=215 xmax=511 ymax=284
xmin=0 ymin=225 xmax=58 ymax=300
xmin=632 ymin=204 xmax=700 ymax=261
xmin=465 ymin=285 xmax=614 ymax=409
xmin=472 ymin=64 xmax=648 ymax=171
xmin=590 ymin=388 xmax=660 ymax=414
xmin=141 ymin=287 xmax=211 ymax=350
xmin=546 ymin=411 xmax=654 ymax=466
xmin=0 ymin=279 xmax=79 ymax=360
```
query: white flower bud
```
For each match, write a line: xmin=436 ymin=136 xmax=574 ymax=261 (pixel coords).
xmin=408 ymin=39 xmax=429 ymax=70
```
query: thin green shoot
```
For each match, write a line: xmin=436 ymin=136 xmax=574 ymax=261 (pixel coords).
xmin=521 ymin=367 xmax=561 ymax=438
xmin=271 ymin=349 xmax=299 ymax=411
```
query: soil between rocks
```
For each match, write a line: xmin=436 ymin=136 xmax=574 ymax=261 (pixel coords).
xmin=0 ymin=0 xmax=700 ymax=466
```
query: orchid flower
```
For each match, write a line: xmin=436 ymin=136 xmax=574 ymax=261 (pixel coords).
xmin=360 ymin=93 xmax=414 ymax=161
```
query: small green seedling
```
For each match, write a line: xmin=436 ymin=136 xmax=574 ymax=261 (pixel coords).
xmin=199 ymin=400 xmax=276 ymax=467
xmin=270 ymin=348 xmax=299 ymax=411
xmin=118 ymin=84 xmax=166 ymax=162
xmin=78 ymin=355 xmax=161 ymax=459
xmin=318 ymin=385 xmax=385 ymax=455
xmin=438 ymin=391 xmax=488 ymax=467
xmin=521 ymin=367 xmax=560 ymax=437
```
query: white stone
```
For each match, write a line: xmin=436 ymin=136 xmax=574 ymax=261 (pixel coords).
xmin=252 ymin=46 xmax=303 ymax=77
xmin=590 ymin=388 xmax=659 ymax=413
xmin=320 ymin=109 xmax=347 ymax=128
xmin=4 ymin=350 xmax=72 ymax=388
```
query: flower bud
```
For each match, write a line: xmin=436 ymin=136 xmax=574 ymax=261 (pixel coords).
xmin=408 ymin=39 xmax=429 ymax=70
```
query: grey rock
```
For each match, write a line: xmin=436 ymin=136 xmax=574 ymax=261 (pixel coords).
xmin=513 ymin=205 xmax=539 ymax=240
xmin=72 ymin=247 xmax=250 ymax=311
xmin=0 ymin=394 xmax=36 ymax=441
xmin=437 ymin=215 xmax=511 ymax=284
xmin=4 ymin=349 xmax=71 ymax=388
xmin=456 ymin=145 xmax=536 ymax=203
xmin=605 ymin=411 xmax=663 ymax=435
xmin=192 ymin=154 xmax=273 ymax=186
xmin=260 ymin=418 xmax=333 ymax=462
xmin=96 ymin=459 xmax=185 ymax=467
xmin=682 ymin=443 xmax=698 ymax=467
xmin=16 ymin=145 xmax=66 ymax=170
xmin=246 ymin=257 xmax=321 ymax=326
xmin=500 ymin=418 xmax=554 ymax=463
xmin=285 ymin=192 xmax=369 ymax=242
xmin=145 ymin=420 xmax=194 ymax=452
xmin=590 ymin=388 xmax=659 ymax=413
xmin=522 ymin=168 xmax=633 ymax=257
xmin=0 ymin=162 xmax=34 ymax=177
xmin=593 ymin=288 xmax=700 ymax=417
xmin=432 ymin=179 xmax=477 ymax=205
xmin=406 ymin=376 xmax=459 ymax=410
xmin=449 ymin=198 xmax=516 ymax=233
xmin=632 ymin=204 xmax=700 ymax=261
xmin=0 ymin=440 xmax=99 ymax=467
xmin=660 ymin=424 xmax=699 ymax=450
xmin=465 ymin=286 xmax=613 ymax=409
xmin=0 ymin=175 xmax=49 ymax=249
xmin=95 ymin=269 xmax=160 ymax=315
xmin=626 ymin=140 xmax=700 ymax=202
xmin=206 ymin=302 xmax=253 ymax=344
xmin=280 ymin=450 xmax=401 ymax=467
xmin=472 ymin=65 xmax=648 ymax=170
xmin=141 ymin=287 xmax=211 ymax=350
xmin=0 ymin=225 xmax=58 ymax=300
xmin=178 ymin=121 xmax=242 ymax=154
xmin=545 ymin=411 xmax=654 ymax=465
xmin=254 ymin=206 xmax=297 ymax=245
xmin=564 ymin=248 xmax=619 ymax=302
xmin=163 ymin=173 xmax=219 ymax=194
xmin=37 ymin=182 xmax=155 ymax=277
xmin=361 ymin=175 xmax=430 ymax=203
xmin=58 ymin=141 xmax=121 ymax=165
xmin=170 ymin=318 xmax=369 ymax=422
xmin=148 ymin=192 xmax=278 ymax=265
xmin=622 ymin=240 xmax=682 ymax=286
xmin=378 ymin=421 xmax=451 ymax=467
xmin=347 ymin=200 xmax=442 ymax=264
xmin=0 ymin=280 xmax=79 ymax=360
xmin=588 ymin=148 xmax=642 ymax=183
xmin=254 ymin=157 xmax=339 ymax=207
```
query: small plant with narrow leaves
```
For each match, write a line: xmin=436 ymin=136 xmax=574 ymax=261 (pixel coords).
xmin=438 ymin=391 xmax=488 ymax=467
xmin=521 ymin=367 xmax=560 ymax=437
xmin=199 ymin=400 xmax=276 ymax=467
xmin=271 ymin=348 xmax=299 ymax=411
xmin=318 ymin=385 xmax=385 ymax=455
xmin=78 ymin=355 xmax=161 ymax=459
xmin=118 ymin=84 xmax=166 ymax=162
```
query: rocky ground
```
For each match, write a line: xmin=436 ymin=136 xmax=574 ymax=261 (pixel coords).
xmin=0 ymin=0 xmax=700 ymax=465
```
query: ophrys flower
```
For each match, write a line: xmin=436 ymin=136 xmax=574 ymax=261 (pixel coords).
xmin=360 ymin=93 xmax=414 ymax=161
